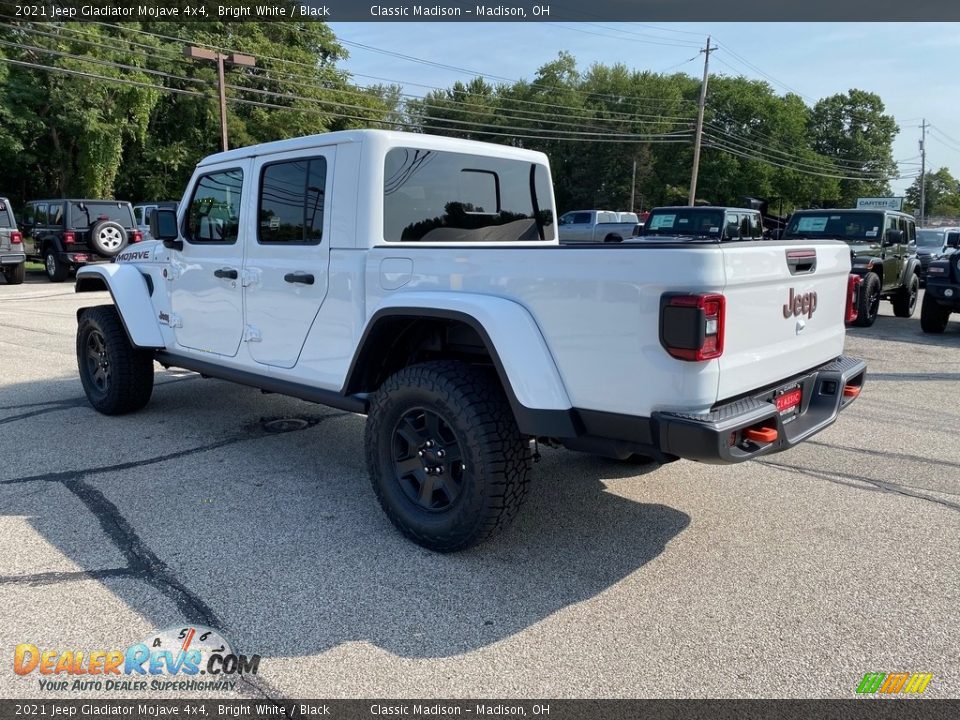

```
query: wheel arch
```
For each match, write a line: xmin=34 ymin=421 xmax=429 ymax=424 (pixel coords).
xmin=852 ymin=258 xmax=884 ymax=285
xmin=344 ymin=293 xmax=577 ymax=437
xmin=75 ymin=264 xmax=164 ymax=349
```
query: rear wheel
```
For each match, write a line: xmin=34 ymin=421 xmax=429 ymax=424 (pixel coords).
xmin=920 ymin=292 xmax=951 ymax=333
xmin=44 ymin=249 xmax=69 ymax=282
xmin=892 ymin=273 xmax=919 ymax=317
xmin=365 ymin=361 xmax=531 ymax=552
xmin=854 ymin=272 xmax=881 ymax=327
xmin=77 ymin=305 xmax=154 ymax=414
xmin=4 ymin=262 xmax=24 ymax=285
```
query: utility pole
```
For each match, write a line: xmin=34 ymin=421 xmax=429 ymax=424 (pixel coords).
xmin=184 ymin=46 xmax=256 ymax=152
xmin=688 ymin=37 xmax=718 ymax=206
xmin=919 ymin=118 xmax=928 ymax=226
xmin=630 ymin=157 xmax=637 ymax=212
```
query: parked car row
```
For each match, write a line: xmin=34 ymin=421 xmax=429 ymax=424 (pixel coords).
xmin=0 ymin=198 xmax=177 ymax=283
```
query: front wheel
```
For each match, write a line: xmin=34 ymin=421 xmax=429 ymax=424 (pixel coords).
xmin=920 ymin=293 xmax=951 ymax=333
xmin=892 ymin=273 xmax=919 ymax=317
xmin=77 ymin=305 xmax=155 ymax=414
xmin=365 ymin=361 xmax=531 ymax=552
xmin=853 ymin=272 xmax=881 ymax=327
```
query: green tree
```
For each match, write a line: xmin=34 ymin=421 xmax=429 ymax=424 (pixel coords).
xmin=808 ymin=89 xmax=899 ymax=205
xmin=905 ymin=167 xmax=960 ymax=218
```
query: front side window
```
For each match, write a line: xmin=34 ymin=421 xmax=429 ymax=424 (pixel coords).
xmin=21 ymin=204 xmax=34 ymax=226
xmin=185 ymin=169 xmax=244 ymax=243
xmin=383 ymin=148 xmax=554 ymax=243
xmin=258 ymin=157 xmax=326 ymax=244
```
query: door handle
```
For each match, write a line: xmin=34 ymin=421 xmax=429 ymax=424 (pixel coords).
xmin=284 ymin=272 xmax=315 ymax=285
xmin=214 ymin=268 xmax=238 ymax=280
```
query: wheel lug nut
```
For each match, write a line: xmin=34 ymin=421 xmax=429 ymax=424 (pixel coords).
xmin=437 ymin=449 xmax=445 ymax=458
xmin=418 ymin=450 xmax=424 ymax=457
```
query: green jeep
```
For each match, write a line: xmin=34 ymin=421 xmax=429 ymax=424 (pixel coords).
xmin=782 ymin=208 xmax=921 ymax=327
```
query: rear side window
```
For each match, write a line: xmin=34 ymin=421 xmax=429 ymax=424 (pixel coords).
xmin=49 ymin=203 xmax=64 ymax=226
xmin=383 ymin=147 xmax=554 ymax=243
xmin=35 ymin=204 xmax=48 ymax=225
xmin=571 ymin=213 xmax=591 ymax=224
xmin=185 ymin=169 xmax=244 ymax=244
xmin=0 ymin=201 xmax=11 ymax=229
xmin=257 ymin=157 xmax=326 ymax=244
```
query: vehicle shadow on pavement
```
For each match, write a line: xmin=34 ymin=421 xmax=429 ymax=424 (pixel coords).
xmin=1 ymin=373 xmax=691 ymax=661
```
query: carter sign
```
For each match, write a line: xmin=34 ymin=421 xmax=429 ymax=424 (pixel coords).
xmin=783 ymin=288 xmax=817 ymax=319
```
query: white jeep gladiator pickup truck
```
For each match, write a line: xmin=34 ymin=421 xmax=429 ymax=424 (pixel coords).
xmin=75 ymin=130 xmax=866 ymax=552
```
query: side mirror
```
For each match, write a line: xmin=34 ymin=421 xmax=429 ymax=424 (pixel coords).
xmin=150 ymin=208 xmax=182 ymax=249
xmin=883 ymin=229 xmax=903 ymax=247
xmin=946 ymin=233 xmax=960 ymax=249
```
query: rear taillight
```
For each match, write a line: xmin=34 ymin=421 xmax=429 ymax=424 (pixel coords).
xmin=133 ymin=230 xmax=143 ymax=243
xmin=63 ymin=231 xmax=75 ymax=244
xmin=9 ymin=231 xmax=21 ymax=244
xmin=660 ymin=293 xmax=725 ymax=361
xmin=845 ymin=274 xmax=861 ymax=324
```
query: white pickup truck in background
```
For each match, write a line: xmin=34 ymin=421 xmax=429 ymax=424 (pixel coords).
xmin=74 ymin=130 xmax=866 ymax=551
xmin=557 ymin=209 xmax=641 ymax=243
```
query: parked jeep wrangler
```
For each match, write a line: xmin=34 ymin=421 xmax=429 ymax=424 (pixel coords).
xmin=920 ymin=232 xmax=960 ymax=332
xmin=0 ymin=197 xmax=25 ymax=284
xmin=637 ymin=206 xmax=766 ymax=241
xmin=782 ymin=208 xmax=920 ymax=327
xmin=21 ymin=199 xmax=141 ymax=282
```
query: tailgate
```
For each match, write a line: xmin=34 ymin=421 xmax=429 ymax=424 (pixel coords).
xmin=717 ymin=241 xmax=849 ymax=401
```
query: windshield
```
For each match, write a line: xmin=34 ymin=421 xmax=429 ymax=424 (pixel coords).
xmin=643 ymin=209 xmax=724 ymax=237
xmin=784 ymin=211 xmax=884 ymax=242
xmin=69 ymin=202 xmax=135 ymax=229
xmin=916 ymin=229 xmax=945 ymax=249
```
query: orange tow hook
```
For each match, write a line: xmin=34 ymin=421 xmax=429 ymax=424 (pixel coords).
xmin=843 ymin=385 xmax=861 ymax=398
xmin=743 ymin=427 xmax=778 ymax=444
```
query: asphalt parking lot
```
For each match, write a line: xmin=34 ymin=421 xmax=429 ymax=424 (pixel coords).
xmin=1 ymin=269 xmax=958 ymax=700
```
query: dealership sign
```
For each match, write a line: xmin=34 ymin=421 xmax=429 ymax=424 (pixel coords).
xmin=856 ymin=197 xmax=904 ymax=211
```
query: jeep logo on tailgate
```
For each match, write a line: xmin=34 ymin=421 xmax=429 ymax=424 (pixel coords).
xmin=783 ymin=288 xmax=817 ymax=319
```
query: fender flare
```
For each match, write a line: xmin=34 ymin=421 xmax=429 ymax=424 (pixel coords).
xmin=851 ymin=257 xmax=884 ymax=279
xmin=347 ymin=292 xmax=578 ymax=437
xmin=900 ymin=257 xmax=921 ymax=285
xmin=75 ymin=264 xmax=164 ymax=349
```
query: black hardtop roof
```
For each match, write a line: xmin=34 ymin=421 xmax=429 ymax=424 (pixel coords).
xmin=28 ymin=198 xmax=132 ymax=203
xmin=650 ymin=205 xmax=760 ymax=212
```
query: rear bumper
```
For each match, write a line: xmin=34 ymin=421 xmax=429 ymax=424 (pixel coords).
xmin=60 ymin=251 xmax=109 ymax=267
xmin=1 ymin=252 xmax=25 ymax=265
xmin=654 ymin=355 xmax=867 ymax=464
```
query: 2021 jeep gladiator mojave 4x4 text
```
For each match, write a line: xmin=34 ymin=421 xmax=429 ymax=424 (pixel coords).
xmin=74 ymin=131 xmax=866 ymax=551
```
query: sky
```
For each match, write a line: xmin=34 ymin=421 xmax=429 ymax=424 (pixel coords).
xmin=329 ymin=21 xmax=960 ymax=196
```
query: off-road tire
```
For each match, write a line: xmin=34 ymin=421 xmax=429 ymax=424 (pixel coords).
xmin=365 ymin=360 xmax=531 ymax=552
xmin=77 ymin=305 xmax=154 ymax=414
xmin=854 ymin=272 xmax=881 ymax=327
xmin=4 ymin=262 xmax=24 ymax=284
xmin=44 ymin=249 xmax=69 ymax=282
xmin=892 ymin=272 xmax=920 ymax=317
xmin=920 ymin=292 xmax=951 ymax=333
